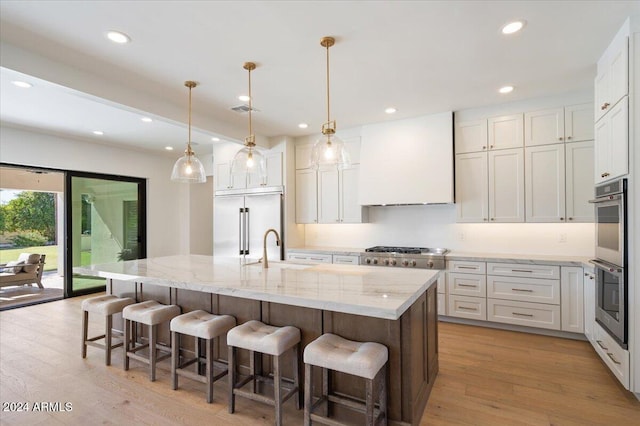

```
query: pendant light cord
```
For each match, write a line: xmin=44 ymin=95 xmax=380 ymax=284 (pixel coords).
xmin=187 ymin=85 xmax=192 ymax=153
xmin=326 ymin=42 xmax=330 ymax=124
xmin=248 ymin=66 xmax=253 ymax=140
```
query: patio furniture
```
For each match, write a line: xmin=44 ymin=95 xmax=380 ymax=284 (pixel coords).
xmin=0 ymin=253 xmax=46 ymax=288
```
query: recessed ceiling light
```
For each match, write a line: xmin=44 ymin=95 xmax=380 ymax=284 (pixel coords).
xmin=141 ymin=117 xmax=153 ymax=123
xmin=385 ymin=107 xmax=397 ymax=114
xmin=165 ymin=146 xmax=174 ymax=151
xmin=298 ymin=123 xmax=309 ymax=129
xmin=106 ymin=30 xmax=131 ymax=44
xmin=502 ymin=21 xmax=525 ymax=35
xmin=12 ymin=81 xmax=33 ymax=88
xmin=211 ymin=137 xmax=220 ymax=142
xmin=238 ymin=95 xmax=251 ymax=102
xmin=92 ymin=130 xmax=104 ymax=135
xmin=499 ymin=85 xmax=514 ymax=94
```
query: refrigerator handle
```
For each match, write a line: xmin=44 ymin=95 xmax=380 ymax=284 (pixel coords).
xmin=238 ymin=208 xmax=244 ymax=255
xmin=245 ymin=207 xmax=250 ymax=255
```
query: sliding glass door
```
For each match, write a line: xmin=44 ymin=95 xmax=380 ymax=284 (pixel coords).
xmin=65 ymin=172 xmax=146 ymax=297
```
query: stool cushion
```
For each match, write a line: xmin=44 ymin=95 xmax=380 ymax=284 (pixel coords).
xmin=227 ymin=320 xmax=300 ymax=356
xmin=122 ymin=300 xmax=181 ymax=325
xmin=304 ymin=333 xmax=388 ymax=380
xmin=170 ymin=310 xmax=236 ymax=340
xmin=81 ymin=295 xmax=135 ymax=316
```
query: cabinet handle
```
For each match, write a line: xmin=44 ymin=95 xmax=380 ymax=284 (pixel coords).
xmin=568 ymin=217 xmax=573 ymax=221
xmin=558 ymin=137 xmax=563 ymax=141
xmin=482 ymin=146 xmax=487 ymax=150
xmin=458 ymin=284 xmax=478 ymax=288
xmin=596 ymin=340 xmax=608 ymax=351
xmin=512 ymin=269 xmax=533 ymax=273
xmin=567 ymin=136 xmax=572 ymax=140
xmin=607 ymin=352 xmax=621 ymax=365
xmin=512 ymin=288 xmax=533 ymax=292
xmin=512 ymin=312 xmax=534 ymax=317
xmin=490 ymin=145 xmax=494 ymax=149
xmin=560 ymin=217 xmax=564 ymax=221
xmin=458 ymin=306 xmax=478 ymax=311
xmin=310 ymin=257 xmax=326 ymax=261
xmin=584 ymin=273 xmax=589 ymax=276
xmin=457 ymin=266 xmax=478 ymax=270
xmin=483 ymin=218 xmax=488 ymax=221
xmin=490 ymin=218 xmax=495 ymax=221
xmin=600 ymin=102 xmax=610 ymax=110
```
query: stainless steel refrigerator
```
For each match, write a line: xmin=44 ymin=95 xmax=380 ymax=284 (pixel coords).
xmin=213 ymin=186 xmax=284 ymax=261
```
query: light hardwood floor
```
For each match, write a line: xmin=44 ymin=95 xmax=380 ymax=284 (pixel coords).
xmin=0 ymin=294 xmax=638 ymax=425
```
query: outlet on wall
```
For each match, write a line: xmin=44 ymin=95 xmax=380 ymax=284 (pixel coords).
xmin=458 ymin=232 xmax=465 ymax=241
xmin=559 ymin=233 xmax=567 ymax=243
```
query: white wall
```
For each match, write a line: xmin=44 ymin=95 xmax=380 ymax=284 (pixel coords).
xmin=297 ymin=90 xmax=596 ymax=257
xmin=0 ymin=125 xmax=190 ymax=257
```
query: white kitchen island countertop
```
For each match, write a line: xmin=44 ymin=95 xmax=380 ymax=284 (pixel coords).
xmin=75 ymin=255 xmax=440 ymax=321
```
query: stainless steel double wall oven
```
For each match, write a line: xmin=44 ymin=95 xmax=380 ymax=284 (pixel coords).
xmin=590 ymin=178 xmax=627 ymax=348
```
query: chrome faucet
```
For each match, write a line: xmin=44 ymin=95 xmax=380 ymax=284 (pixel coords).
xmin=262 ymin=228 xmax=281 ymax=268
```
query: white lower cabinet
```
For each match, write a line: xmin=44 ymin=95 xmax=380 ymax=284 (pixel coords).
xmin=583 ymin=268 xmax=596 ymax=342
xmin=487 ymin=275 xmax=560 ymax=305
xmin=437 ymin=275 xmax=447 ymax=315
xmin=560 ymin=267 xmax=584 ymax=333
xmin=488 ymin=299 xmax=561 ymax=330
xmin=592 ymin=322 xmax=630 ymax=388
xmin=449 ymin=272 xmax=486 ymax=298
xmin=448 ymin=294 xmax=487 ymax=320
xmin=332 ymin=254 xmax=359 ymax=265
xmin=286 ymin=252 xmax=332 ymax=264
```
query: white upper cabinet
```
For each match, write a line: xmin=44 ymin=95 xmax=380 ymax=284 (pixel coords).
xmin=564 ymin=103 xmax=594 ymax=142
xmin=455 ymin=152 xmax=489 ymax=222
xmin=565 ymin=141 xmax=595 ymax=222
xmin=295 ymin=144 xmax=313 ymax=170
xmin=488 ymin=148 xmax=525 ymax=222
xmin=487 ymin=114 xmax=523 ymax=150
xmin=525 ymin=144 xmax=566 ymax=222
xmin=318 ymin=168 xmax=339 ymax=223
xmin=215 ymin=162 xmax=231 ymax=191
xmin=455 ymin=119 xmax=488 ymax=154
xmin=247 ymin=152 xmax=283 ymax=188
xmin=524 ymin=108 xmax=565 ymax=146
xmin=295 ymin=169 xmax=318 ymax=224
xmin=340 ymin=165 xmax=366 ymax=223
xmin=595 ymin=96 xmax=628 ymax=183
xmin=359 ymin=112 xmax=453 ymax=205
xmin=595 ymin=35 xmax=628 ymax=122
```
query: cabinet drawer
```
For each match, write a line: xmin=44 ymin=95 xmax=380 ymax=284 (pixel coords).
xmin=592 ymin=322 xmax=630 ymax=389
xmin=448 ymin=260 xmax=486 ymax=274
xmin=437 ymin=293 xmax=447 ymax=316
xmin=286 ymin=253 xmax=332 ymax=264
xmin=487 ymin=276 xmax=560 ymax=305
xmin=487 ymin=299 xmax=560 ymax=330
xmin=332 ymin=255 xmax=359 ymax=265
xmin=448 ymin=273 xmax=487 ymax=297
xmin=448 ymin=295 xmax=486 ymax=320
xmin=487 ymin=262 xmax=559 ymax=279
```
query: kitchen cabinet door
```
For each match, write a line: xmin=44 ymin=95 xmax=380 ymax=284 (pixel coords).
xmin=561 ymin=267 xmax=584 ymax=334
xmin=595 ymin=35 xmax=628 ymax=122
xmin=564 ymin=103 xmax=594 ymax=142
xmin=565 ymin=141 xmax=595 ymax=222
xmin=525 ymin=144 xmax=566 ymax=222
xmin=488 ymin=148 xmax=524 ymax=222
xmin=594 ymin=116 xmax=611 ymax=183
xmin=595 ymin=96 xmax=628 ymax=183
xmin=318 ymin=168 xmax=339 ymax=223
xmin=583 ymin=269 xmax=596 ymax=342
xmin=295 ymin=169 xmax=317 ymax=223
xmin=295 ymin=144 xmax=313 ymax=170
xmin=455 ymin=119 xmax=488 ymax=153
xmin=247 ymin=152 xmax=283 ymax=188
xmin=215 ymin=162 xmax=231 ymax=191
xmin=487 ymin=114 xmax=523 ymax=150
xmin=340 ymin=165 xmax=366 ymax=223
xmin=455 ymin=152 xmax=488 ymax=222
xmin=524 ymin=108 xmax=565 ymax=146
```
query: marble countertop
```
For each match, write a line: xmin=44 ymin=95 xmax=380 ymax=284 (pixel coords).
xmin=75 ymin=255 xmax=440 ymax=321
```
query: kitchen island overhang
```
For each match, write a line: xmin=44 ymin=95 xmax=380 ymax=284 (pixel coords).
xmin=76 ymin=255 xmax=440 ymax=425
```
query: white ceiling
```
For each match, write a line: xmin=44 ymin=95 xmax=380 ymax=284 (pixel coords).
xmin=0 ymin=1 xmax=638 ymax=155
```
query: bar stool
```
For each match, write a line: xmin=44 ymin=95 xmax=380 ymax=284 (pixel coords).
xmin=227 ymin=320 xmax=301 ymax=426
xmin=170 ymin=310 xmax=236 ymax=403
xmin=122 ymin=300 xmax=181 ymax=381
xmin=303 ymin=333 xmax=388 ymax=426
xmin=81 ymin=295 xmax=135 ymax=365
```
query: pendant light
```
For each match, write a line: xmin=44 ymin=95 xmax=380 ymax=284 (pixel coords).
xmin=171 ymin=81 xmax=206 ymax=183
xmin=230 ymin=62 xmax=266 ymax=184
xmin=310 ymin=36 xmax=350 ymax=170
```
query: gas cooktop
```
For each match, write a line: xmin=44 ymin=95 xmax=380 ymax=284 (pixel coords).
xmin=361 ymin=246 xmax=449 ymax=269
xmin=365 ymin=246 xmax=449 ymax=255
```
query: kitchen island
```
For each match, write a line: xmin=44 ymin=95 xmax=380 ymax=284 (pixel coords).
xmin=76 ymin=255 xmax=440 ymax=425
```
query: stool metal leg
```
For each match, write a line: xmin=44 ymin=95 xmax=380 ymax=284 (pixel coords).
xmin=274 ymin=354 xmax=282 ymax=426
xmin=365 ymin=377 xmax=374 ymax=425
xmin=206 ymin=337 xmax=213 ymax=403
xmin=81 ymin=310 xmax=88 ymax=359
xmin=123 ymin=318 xmax=130 ymax=371
xmin=149 ymin=324 xmax=158 ymax=382
xmin=105 ymin=314 xmax=113 ymax=366
xmin=171 ymin=331 xmax=178 ymax=390
xmin=228 ymin=345 xmax=236 ymax=414
xmin=304 ymin=363 xmax=312 ymax=426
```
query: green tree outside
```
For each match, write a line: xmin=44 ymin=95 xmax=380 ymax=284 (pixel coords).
xmin=1 ymin=192 xmax=56 ymax=242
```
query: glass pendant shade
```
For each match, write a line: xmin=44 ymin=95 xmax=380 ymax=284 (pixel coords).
xmin=230 ymin=145 xmax=267 ymax=184
xmin=310 ymin=134 xmax=351 ymax=170
xmin=171 ymin=150 xmax=207 ymax=183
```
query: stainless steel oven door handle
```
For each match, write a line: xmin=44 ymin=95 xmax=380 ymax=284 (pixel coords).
xmin=589 ymin=194 xmax=622 ymax=203
xmin=589 ymin=259 xmax=623 ymax=274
